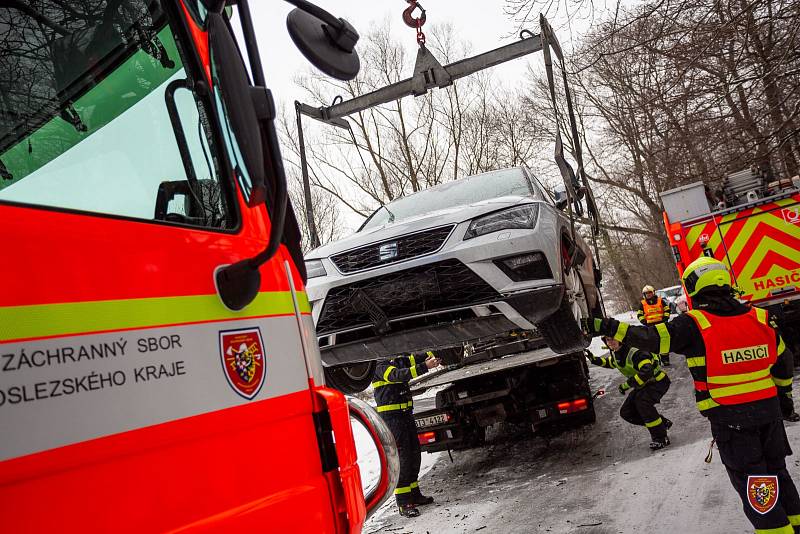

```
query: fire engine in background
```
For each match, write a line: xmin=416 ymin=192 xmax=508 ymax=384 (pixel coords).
xmin=0 ymin=1 xmax=397 ymax=532
xmin=661 ymin=169 xmax=800 ymax=357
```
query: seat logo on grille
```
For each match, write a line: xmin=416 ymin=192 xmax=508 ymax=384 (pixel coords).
xmin=379 ymin=242 xmax=398 ymax=261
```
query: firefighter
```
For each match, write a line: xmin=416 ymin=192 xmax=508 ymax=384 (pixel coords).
xmin=585 ymin=257 xmax=800 ymax=533
xmin=638 ymin=285 xmax=672 ymax=365
xmin=373 ymin=351 xmax=442 ymax=517
xmin=585 ymin=337 xmax=672 ymax=449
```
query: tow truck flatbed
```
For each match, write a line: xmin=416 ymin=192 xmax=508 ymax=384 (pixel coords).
xmin=412 ymin=345 xmax=565 ymax=392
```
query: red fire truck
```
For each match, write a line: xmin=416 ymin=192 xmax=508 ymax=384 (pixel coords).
xmin=0 ymin=1 xmax=397 ymax=531
xmin=661 ymin=172 xmax=800 ymax=352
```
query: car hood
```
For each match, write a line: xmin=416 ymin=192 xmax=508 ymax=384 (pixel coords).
xmin=306 ymin=196 xmax=533 ymax=259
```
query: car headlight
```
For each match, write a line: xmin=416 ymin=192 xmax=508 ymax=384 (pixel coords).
xmin=464 ymin=204 xmax=539 ymax=240
xmin=305 ymin=259 xmax=327 ymax=279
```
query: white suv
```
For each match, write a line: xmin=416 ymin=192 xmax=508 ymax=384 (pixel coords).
xmin=305 ymin=167 xmax=602 ymax=392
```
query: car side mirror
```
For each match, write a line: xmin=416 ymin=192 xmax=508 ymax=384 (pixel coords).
xmin=554 ymin=185 xmax=569 ymax=211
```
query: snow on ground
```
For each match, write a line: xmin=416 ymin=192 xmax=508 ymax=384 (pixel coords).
xmin=359 ymin=312 xmax=800 ymax=533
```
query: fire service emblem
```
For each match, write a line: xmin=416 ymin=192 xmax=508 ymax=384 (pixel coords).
xmin=219 ymin=327 xmax=266 ymax=400
xmin=747 ymin=475 xmax=779 ymax=515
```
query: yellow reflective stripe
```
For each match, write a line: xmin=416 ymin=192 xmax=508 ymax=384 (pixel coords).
xmin=696 ymin=398 xmax=720 ymax=411
xmin=778 ymin=336 xmax=787 ymax=355
xmin=409 ymin=354 xmax=418 ymax=378
xmin=655 ymin=322 xmax=670 ymax=354
xmin=687 ymin=356 xmax=706 ymax=368
xmin=773 ymin=376 xmax=793 ymax=387
xmin=754 ymin=307 xmax=768 ymax=325
xmin=755 ymin=524 xmax=793 ymax=534
xmin=789 ymin=514 xmax=800 ymax=526
xmin=707 ymin=368 xmax=770 ymax=385
xmin=654 ymin=371 xmax=667 ymax=381
xmin=687 ymin=310 xmax=711 ymax=330
xmin=394 ymin=485 xmax=413 ymax=495
xmin=0 ymin=291 xmax=309 ymax=343
xmin=613 ymin=321 xmax=629 ymax=342
xmin=711 ymin=377 xmax=775 ymax=398
xmin=634 ymin=375 xmax=646 ymax=386
xmin=645 ymin=417 xmax=663 ymax=428
xmin=637 ymin=359 xmax=653 ymax=369
xmin=426 ymin=351 xmax=435 ymax=358
xmin=377 ymin=401 xmax=413 ymax=412
xmin=371 ymin=380 xmax=390 ymax=388
xmin=383 ymin=366 xmax=397 ymax=382
xmin=410 ymin=481 xmax=419 ymax=489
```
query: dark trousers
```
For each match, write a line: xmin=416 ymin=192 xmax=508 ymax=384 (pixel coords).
xmin=381 ymin=410 xmax=422 ymax=506
xmin=619 ymin=377 xmax=670 ymax=439
xmin=712 ymin=418 xmax=800 ymax=532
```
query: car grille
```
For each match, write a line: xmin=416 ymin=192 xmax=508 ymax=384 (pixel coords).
xmin=330 ymin=225 xmax=454 ymax=273
xmin=316 ymin=259 xmax=500 ymax=334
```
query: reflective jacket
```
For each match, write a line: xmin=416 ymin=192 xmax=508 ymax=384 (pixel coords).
xmin=686 ymin=308 xmax=777 ymax=410
xmin=638 ymin=297 xmax=670 ymax=325
xmin=596 ymin=298 xmax=793 ymax=425
xmin=372 ymin=353 xmax=431 ymax=414
xmin=587 ymin=345 xmax=667 ymax=390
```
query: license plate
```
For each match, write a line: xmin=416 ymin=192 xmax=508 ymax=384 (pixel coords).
xmin=415 ymin=413 xmax=448 ymax=428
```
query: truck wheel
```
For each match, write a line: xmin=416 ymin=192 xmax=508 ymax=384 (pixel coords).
xmin=536 ymin=268 xmax=592 ymax=354
xmin=324 ymin=362 xmax=376 ymax=394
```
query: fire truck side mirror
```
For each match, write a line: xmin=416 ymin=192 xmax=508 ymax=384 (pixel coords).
xmin=209 ymin=11 xmax=290 ymax=311
xmin=286 ymin=6 xmax=360 ymax=81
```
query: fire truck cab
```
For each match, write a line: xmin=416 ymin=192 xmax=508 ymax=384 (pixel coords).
xmin=0 ymin=1 xmax=396 ymax=531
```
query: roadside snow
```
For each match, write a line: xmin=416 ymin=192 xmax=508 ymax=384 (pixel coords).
xmin=362 ymin=311 xmax=800 ymax=533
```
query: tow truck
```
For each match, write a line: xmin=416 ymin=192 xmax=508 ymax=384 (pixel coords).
xmin=410 ymin=334 xmax=595 ymax=452
xmin=661 ymin=169 xmax=800 ymax=357
xmin=294 ymin=4 xmax=604 ymax=393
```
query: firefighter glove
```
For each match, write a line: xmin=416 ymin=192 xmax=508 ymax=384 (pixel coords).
xmin=583 ymin=349 xmax=594 ymax=360
xmin=582 ymin=317 xmax=609 ymax=337
xmin=618 ymin=382 xmax=630 ymax=396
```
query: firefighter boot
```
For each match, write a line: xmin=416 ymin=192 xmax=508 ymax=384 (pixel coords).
xmin=399 ymin=504 xmax=420 ymax=517
xmin=649 ymin=436 xmax=670 ymax=450
xmin=411 ymin=493 xmax=435 ymax=506
xmin=784 ymin=411 xmax=800 ymax=423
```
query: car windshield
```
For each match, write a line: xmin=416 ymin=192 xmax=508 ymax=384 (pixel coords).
xmin=657 ymin=287 xmax=682 ymax=299
xmin=359 ymin=168 xmax=533 ymax=231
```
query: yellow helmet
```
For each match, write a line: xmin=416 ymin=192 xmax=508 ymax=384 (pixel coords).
xmin=682 ymin=256 xmax=732 ymax=297
xmin=642 ymin=285 xmax=655 ymax=295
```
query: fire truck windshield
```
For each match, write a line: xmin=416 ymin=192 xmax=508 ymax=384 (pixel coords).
xmin=0 ymin=1 xmax=232 ymax=228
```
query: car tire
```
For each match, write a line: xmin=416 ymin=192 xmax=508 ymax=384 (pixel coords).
xmin=536 ymin=268 xmax=594 ymax=354
xmin=324 ymin=361 xmax=376 ymax=394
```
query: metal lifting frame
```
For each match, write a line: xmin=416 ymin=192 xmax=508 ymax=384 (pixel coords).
xmin=295 ymin=14 xmax=600 ymax=240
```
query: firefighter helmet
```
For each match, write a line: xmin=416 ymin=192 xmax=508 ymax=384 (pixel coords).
xmin=642 ymin=285 xmax=656 ymax=296
xmin=682 ymin=256 xmax=732 ymax=297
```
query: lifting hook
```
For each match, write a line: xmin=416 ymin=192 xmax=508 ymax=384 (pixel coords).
xmin=402 ymin=0 xmax=426 ymax=28
xmin=402 ymin=0 xmax=427 ymax=45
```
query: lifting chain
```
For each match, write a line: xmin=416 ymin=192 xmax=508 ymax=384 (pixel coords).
xmin=402 ymin=0 xmax=426 ymax=45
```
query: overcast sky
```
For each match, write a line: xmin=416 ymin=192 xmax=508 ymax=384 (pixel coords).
xmin=234 ymin=1 xmax=616 ymax=234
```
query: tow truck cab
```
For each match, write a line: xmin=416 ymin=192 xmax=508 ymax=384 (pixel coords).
xmin=410 ymin=343 xmax=595 ymax=452
xmin=0 ymin=1 xmax=395 ymax=531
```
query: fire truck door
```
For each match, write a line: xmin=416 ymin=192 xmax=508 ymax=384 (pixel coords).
xmin=0 ymin=2 xmax=337 ymax=532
